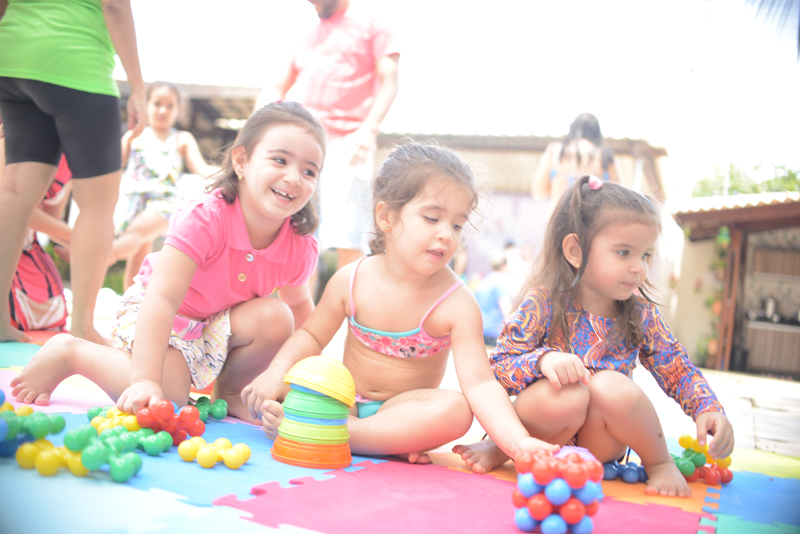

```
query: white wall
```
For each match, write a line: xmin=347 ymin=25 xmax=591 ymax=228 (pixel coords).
xmin=671 ymin=239 xmax=719 ymax=363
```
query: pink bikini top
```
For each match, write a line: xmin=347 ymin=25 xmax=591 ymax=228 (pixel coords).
xmin=347 ymin=257 xmax=465 ymax=358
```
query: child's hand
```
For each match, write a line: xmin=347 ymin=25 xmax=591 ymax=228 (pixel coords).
xmin=537 ymin=351 xmax=591 ymax=390
xmin=516 ymin=436 xmax=560 ymax=457
xmin=117 ymin=380 xmax=164 ymax=415
xmin=696 ymin=411 xmax=735 ymax=459
xmin=241 ymin=370 xmax=288 ymax=422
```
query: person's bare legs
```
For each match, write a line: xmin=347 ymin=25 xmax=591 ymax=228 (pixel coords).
xmin=453 ymin=379 xmax=589 ymax=474
xmin=347 ymin=389 xmax=473 ymax=463
xmin=0 ymin=161 xmax=57 ymax=343
xmin=69 ymin=171 xmax=121 ymax=345
xmin=122 ymin=241 xmax=153 ymax=292
xmin=577 ymin=370 xmax=691 ymax=497
xmin=214 ymin=297 xmax=295 ymax=425
xmin=336 ymin=247 xmax=363 ymax=270
xmin=113 ymin=209 xmax=168 ymax=289
xmin=9 ymin=333 xmax=191 ymax=407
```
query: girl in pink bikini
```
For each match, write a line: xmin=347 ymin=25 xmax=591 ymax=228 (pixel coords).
xmin=243 ymin=143 xmax=559 ymax=463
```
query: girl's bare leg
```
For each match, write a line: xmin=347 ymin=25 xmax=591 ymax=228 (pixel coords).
xmin=9 ymin=333 xmax=190 ymax=408
xmin=215 ymin=297 xmax=295 ymax=424
xmin=122 ymin=240 xmax=152 ymax=292
xmin=453 ymin=380 xmax=589 ymax=474
xmin=348 ymin=388 xmax=474 ymax=463
xmin=0 ymin=161 xmax=56 ymax=343
xmin=577 ymin=370 xmax=691 ymax=498
xmin=69 ymin=171 xmax=121 ymax=345
xmin=113 ymin=209 xmax=168 ymax=262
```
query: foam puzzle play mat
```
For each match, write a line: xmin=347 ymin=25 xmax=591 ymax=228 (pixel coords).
xmin=1 ymin=340 xmax=799 ymax=534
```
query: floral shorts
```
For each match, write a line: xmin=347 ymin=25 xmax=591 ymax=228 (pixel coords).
xmin=111 ymin=281 xmax=232 ymax=389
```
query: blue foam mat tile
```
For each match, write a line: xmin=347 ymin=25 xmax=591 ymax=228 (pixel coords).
xmin=702 ymin=471 xmax=800 ymax=527
xmin=0 ymin=341 xmax=40 ymax=367
xmin=699 ymin=513 xmax=800 ymax=534
xmin=28 ymin=412 xmax=383 ymax=507
xmin=0 ymin=459 xmax=195 ymax=534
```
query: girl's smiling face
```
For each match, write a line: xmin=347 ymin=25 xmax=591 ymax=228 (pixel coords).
xmin=146 ymin=87 xmax=180 ymax=131
xmin=382 ymin=176 xmax=472 ymax=275
xmin=575 ymin=220 xmax=658 ymax=317
xmin=233 ymin=123 xmax=323 ymax=243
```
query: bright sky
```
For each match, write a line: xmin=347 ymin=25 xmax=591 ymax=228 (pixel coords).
xmin=120 ymin=0 xmax=800 ymax=198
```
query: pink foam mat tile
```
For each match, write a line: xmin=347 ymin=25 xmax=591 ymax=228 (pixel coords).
xmin=214 ymin=459 xmax=714 ymax=534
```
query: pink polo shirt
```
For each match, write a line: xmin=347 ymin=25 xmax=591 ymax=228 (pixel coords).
xmin=291 ymin=6 xmax=399 ymax=136
xmin=136 ymin=190 xmax=318 ymax=320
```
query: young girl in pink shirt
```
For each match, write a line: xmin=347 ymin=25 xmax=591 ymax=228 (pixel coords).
xmin=11 ymin=102 xmax=325 ymax=423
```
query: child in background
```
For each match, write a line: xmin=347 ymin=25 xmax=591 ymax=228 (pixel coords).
xmin=454 ymin=175 xmax=734 ymax=495
xmin=9 ymin=156 xmax=72 ymax=332
xmin=114 ymin=81 xmax=219 ymax=290
xmin=243 ymin=144 xmax=559 ymax=463
xmin=11 ymin=102 xmax=323 ymax=423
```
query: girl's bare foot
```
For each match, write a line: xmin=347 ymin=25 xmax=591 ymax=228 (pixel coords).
xmin=644 ymin=459 xmax=692 ymax=498
xmin=452 ymin=438 xmax=510 ymax=474
xmin=214 ymin=391 xmax=262 ymax=425
xmin=397 ymin=451 xmax=431 ymax=464
xmin=9 ymin=334 xmax=75 ymax=405
xmin=0 ymin=324 xmax=31 ymax=344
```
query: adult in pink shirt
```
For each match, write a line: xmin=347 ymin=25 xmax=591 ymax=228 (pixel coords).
xmin=256 ymin=0 xmax=400 ymax=272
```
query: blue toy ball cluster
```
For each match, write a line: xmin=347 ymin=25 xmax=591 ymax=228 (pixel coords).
xmin=602 ymin=460 xmax=648 ymax=484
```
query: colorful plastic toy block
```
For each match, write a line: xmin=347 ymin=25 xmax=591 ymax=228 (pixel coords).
xmin=513 ymin=447 xmax=604 ymax=534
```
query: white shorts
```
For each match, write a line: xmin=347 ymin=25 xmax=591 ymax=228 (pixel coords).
xmin=317 ymin=135 xmax=375 ymax=253
xmin=111 ymin=281 xmax=232 ymax=390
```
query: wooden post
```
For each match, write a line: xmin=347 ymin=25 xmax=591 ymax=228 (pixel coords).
xmin=717 ymin=229 xmax=743 ymax=371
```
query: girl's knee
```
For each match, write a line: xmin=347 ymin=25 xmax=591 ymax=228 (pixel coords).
xmin=239 ymin=298 xmax=294 ymax=342
xmin=588 ymin=370 xmax=644 ymax=414
xmin=518 ymin=381 xmax=589 ymax=420
xmin=433 ymin=391 xmax=473 ymax=434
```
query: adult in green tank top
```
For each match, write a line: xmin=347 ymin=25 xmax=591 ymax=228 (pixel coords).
xmin=0 ymin=0 xmax=147 ymax=345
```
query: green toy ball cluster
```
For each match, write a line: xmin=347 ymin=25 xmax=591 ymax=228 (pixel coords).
xmin=63 ymin=425 xmax=145 ymax=482
xmin=97 ymin=424 xmax=174 ymax=456
xmin=194 ymin=397 xmax=228 ymax=422
xmin=1 ymin=410 xmax=66 ymax=441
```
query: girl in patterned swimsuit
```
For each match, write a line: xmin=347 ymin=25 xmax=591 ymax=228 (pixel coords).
xmin=243 ymin=144 xmax=559 ymax=464
xmin=113 ymin=81 xmax=218 ymax=290
xmin=12 ymin=103 xmax=324 ymax=424
xmin=454 ymin=175 xmax=735 ymax=497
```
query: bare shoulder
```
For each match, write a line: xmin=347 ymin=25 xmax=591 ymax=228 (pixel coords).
xmin=175 ymin=130 xmax=197 ymax=147
xmin=319 ymin=261 xmax=355 ymax=315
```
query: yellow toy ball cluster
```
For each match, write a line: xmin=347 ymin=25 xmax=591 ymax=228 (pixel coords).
xmin=0 ymin=402 xmax=14 ymax=413
xmin=15 ymin=439 xmax=90 ymax=477
xmin=177 ymin=436 xmax=250 ymax=470
xmin=90 ymin=406 xmax=141 ymax=434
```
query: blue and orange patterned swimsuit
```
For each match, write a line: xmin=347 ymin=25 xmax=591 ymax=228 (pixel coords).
xmin=491 ymin=287 xmax=724 ymax=421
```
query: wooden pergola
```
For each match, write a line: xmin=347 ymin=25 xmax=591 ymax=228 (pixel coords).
xmin=672 ymin=193 xmax=800 ymax=371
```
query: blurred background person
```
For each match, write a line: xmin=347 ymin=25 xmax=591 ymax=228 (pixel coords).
xmin=474 ymin=255 xmax=512 ymax=347
xmin=0 ymin=0 xmax=146 ymax=344
xmin=531 ymin=112 xmax=619 ymax=207
xmin=255 ymin=0 xmax=400 ymax=274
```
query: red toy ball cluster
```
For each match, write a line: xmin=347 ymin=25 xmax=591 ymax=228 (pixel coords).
xmin=513 ymin=449 xmax=605 ymax=534
xmin=683 ymin=463 xmax=734 ymax=485
xmin=136 ymin=400 xmax=205 ymax=445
